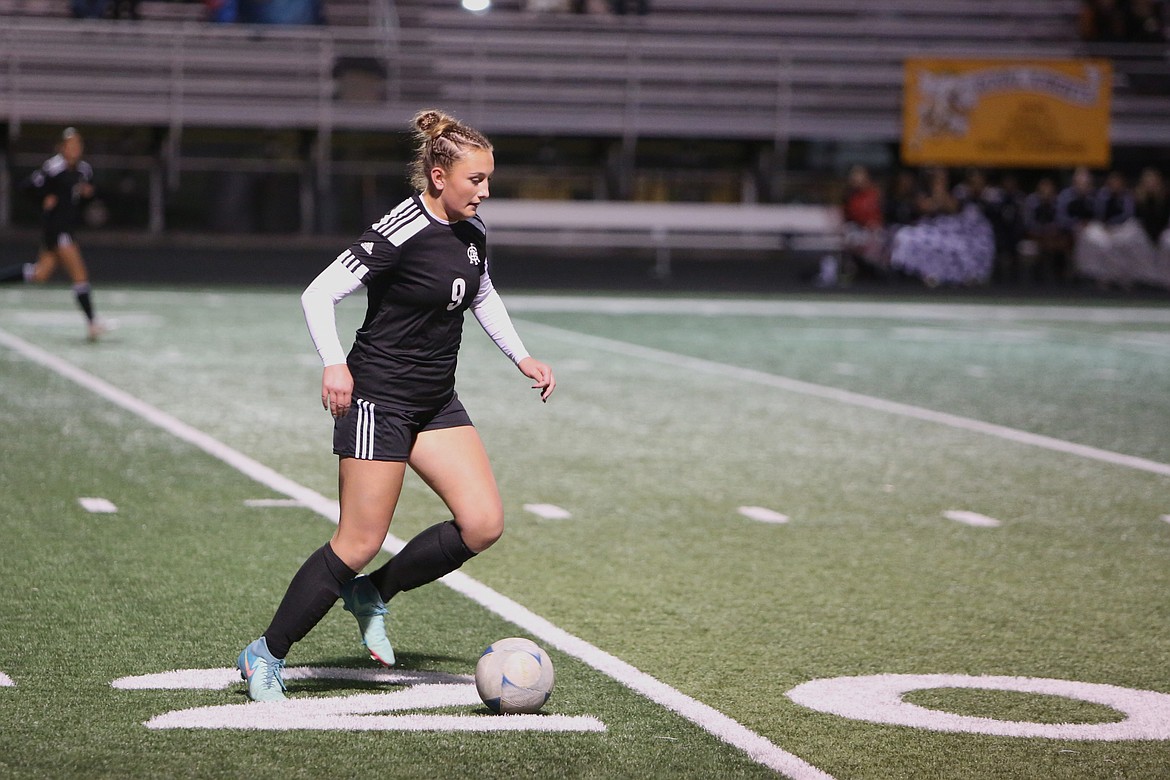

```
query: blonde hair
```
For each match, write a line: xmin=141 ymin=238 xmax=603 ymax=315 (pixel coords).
xmin=408 ymin=109 xmax=492 ymax=193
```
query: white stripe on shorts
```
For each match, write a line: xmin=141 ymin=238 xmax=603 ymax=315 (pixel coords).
xmin=355 ymin=398 xmax=375 ymax=459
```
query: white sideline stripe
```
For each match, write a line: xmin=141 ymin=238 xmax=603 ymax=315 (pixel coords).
xmin=0 ymin=326 xmax=832 ymax=780
xmin=738 ymin=506 xmax=790 ymax=524
xmin=0 ymin=672 xmax=14 ymax=687
xmin=943 ymin=510 xmax=1001 ymax=528
xmin=79 ymin=497 xmax=118 ymax=514
xmin=515 ymin=320 xmax=1170 ymax=479
xmin=505 ymin=296 xmax=1170 ymax=324
xmin=244 ymin=498 xmax=304 ymax=508
xmin=523 ymin=503 xmax=572 ymax=520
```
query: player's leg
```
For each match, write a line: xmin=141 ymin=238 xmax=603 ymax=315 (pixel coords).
xmin=238 ymin=458 xmax=405 ymax=698
xmin=1 ymin=248 xmax=58 ymax=285
xmin=329 ymin=457 xmax=408 ymax=666
xmin=0 ymin=256 xmax=37 ymax=283
xmin=258 ymin=458 xmax=404 ymax=660
xmin=55 ymin=239 xmax=103 ymax=340
xmin=367 ymin=424 xmax=503 ymax=603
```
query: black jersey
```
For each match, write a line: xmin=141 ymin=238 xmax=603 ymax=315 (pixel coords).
xmin=23 ymin=153 xmax=94 ymax=236
xmin=343 ymin=195 xmax=488 ymax=411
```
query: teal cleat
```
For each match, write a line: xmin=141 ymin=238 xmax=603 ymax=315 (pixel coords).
xmin=237 ymin=637 xmax=287 ymax=702
xmin=340 ymin=575 xmax=396 ymax=667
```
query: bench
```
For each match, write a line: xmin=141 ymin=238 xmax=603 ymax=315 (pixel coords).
xmin=475 ymin=199 xmax=841 ymax=278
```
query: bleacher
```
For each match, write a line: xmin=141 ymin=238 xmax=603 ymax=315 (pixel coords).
xmin=1 ymin=0 xmax=1168 ymax=254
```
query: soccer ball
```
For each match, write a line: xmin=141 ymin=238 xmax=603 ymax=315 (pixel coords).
xmin=474 ymin=637 xmax=555 ymax=714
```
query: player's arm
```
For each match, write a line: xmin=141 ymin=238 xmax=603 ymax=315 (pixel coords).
xmin=78 ymin=162 xmax=95 ymax=200
xmin=300 ymin=246 xmax=369 ymax=418
xmin=19 ymin=167 xmax=52 ymax=209
xmin=471 ymin=270 xmax=555 ymax=402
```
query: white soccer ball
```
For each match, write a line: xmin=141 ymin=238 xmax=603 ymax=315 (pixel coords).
xmin=474 ymin=637 xmax=555 ymax=714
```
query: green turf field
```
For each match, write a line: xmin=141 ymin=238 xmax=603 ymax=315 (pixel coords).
xmin=1 ymin=285 xmax=1168 ymax=779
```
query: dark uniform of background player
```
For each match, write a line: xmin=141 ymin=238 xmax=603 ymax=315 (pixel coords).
xmin=236 ymin=108 xmax=556 ymax=701
xmin=0 ymin=127 xmax=103 ymax=341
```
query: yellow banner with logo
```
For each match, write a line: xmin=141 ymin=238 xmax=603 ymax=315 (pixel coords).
xmin=902 ymin=58 xmax=1112 ymax=168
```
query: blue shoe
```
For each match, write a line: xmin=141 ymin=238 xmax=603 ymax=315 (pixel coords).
xmin=340 ymin=575 xmax=395 ymax=667
xmin=236 ymin=637 xmax=287 ymax=702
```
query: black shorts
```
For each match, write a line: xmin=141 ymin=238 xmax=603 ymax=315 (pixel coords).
xmin=332 ymin=393 xmax=473 ymax=462
xmin=42 ymin=226 xmax=74 ymax=250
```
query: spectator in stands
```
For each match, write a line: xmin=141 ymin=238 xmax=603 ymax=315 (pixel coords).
xmin=884 ymin=168 xmax=922 ymax=229
xmin=1020 ymin=177 xmax=1069 ymax=284
xmin=953 ymin=168 xmax=1025 ymax=281
xmin=1134 ymin=167 xmax=1170 ymax=245
xmin=206 ymin=0 xmax=322 ymax=24
xmin=1079 ymin=0 xmax=1129 ymax=41
xmin=111 ymin=0 xmax=141 ymax=19
xmin=71 ymin=0 xmax=110 ymax=19
xmin=1131 ymin=167 xmax=1170 ymax=289
xmin=1056 ymin=166 xmax=1097 ymax=244
xmin=839 ymin=164 xmax=887 ymax=281
xmin=889 ymin=167 xmax=995 ymax=286
xmin=1073 ymin=169 xmax=1150 ymax=289
xmin=1126 ymin=0 xmax=1167 ymax=41
xmin=611 ymin=0 xmax=649 ymax=14
xmin=0 ymin=128 xmax=104 ymax=341
xmin=570 ymin=0 xmax=613 ymax=14
xmin=993 ymin=174 xmax=1028 ymax=280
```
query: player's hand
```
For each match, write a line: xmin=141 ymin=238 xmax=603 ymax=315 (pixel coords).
xmin=321 ymin=363 xmax=354 ymax=418
xmin=79 ymin=183 xmax=94 ymax=199
xmin=518 ymin=357 xmax=555 ymax=402
xmin=42 ymin=194 xmax=57 ymax=211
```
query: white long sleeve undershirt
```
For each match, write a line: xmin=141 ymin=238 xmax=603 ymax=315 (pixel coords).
xmin=300 ymin=258 xmax=530 ymax=368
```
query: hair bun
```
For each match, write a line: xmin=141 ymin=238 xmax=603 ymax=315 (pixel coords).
xmin=413 ymin=109 xmax=454 ymax=139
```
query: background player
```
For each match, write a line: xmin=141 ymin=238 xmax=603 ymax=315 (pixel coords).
xmin=0 ymin=127 xmax=103 ymax=341
xmin=236 ymin=108 xmax=556 ymax=701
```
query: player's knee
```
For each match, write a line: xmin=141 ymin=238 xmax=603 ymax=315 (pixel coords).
xmin=458 ymin=506 xmax=504 ymax=553
xmin=330 ymin=531 xmax=383 ymax=571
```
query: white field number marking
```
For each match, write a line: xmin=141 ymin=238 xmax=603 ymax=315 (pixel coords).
xmin=738 ymin=506 xmax=790 ymax=524
xmin=112 ymin=667 xmax=605 ymax=733
xmin=0 ymin=672 xmax=14 ymax=687
xmin=943 ymin=510 xmax=1001 ymax=528
xmin=523 ymin=503 xmax=572 ymax=520
xmin=787 ymin=674 xmax=1170 ymax=740
xmin=79 ymin=497 xmax=118 ymax=514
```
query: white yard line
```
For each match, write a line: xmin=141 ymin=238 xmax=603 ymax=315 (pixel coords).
xmin=78 ymin=497 xmax=119 ymax=514
xmin=943 ymin=510 xmax=1002 ymax=528
xmin=0 ymin=326 xmax=834 ymax=780
xmin=738 ymin=506 xmax=791 ymax=524
xmin=515 ymin=320 xmax=1170 ymax=479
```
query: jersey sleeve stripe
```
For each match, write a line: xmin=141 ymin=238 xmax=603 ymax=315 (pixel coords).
xmin=384 ymin=213 xmax=430 ymax=247
xmin=372 ymin=199 xmax=419 ymax=236
xmin=338 ymin=249 xmax=369 ymax=279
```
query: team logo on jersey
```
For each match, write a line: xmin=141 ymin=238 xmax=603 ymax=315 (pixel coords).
xmin=467 ymin=245 xmax=481 ymax=266
xmin=361 ymin=242 xmax=375 ymax=255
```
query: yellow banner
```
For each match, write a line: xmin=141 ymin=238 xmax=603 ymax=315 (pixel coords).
xmin=902 ymin=58 xmax=1112 ymax=168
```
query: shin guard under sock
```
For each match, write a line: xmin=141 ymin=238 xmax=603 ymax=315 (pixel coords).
xmin=73 ymin=282 xmax=95 ymax=322
xmin=262 ymin=543 xmax=357 ymax=659
xmin=368 ymin=520 xmax=476 ymax=602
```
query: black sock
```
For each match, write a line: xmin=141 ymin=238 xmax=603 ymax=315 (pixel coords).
xmin=0 ymin=263 xmax=30 ymax=284
xmin=369 ymin=520 xmax=476 ymax=602
xmin=262 ymin=543 xmax=357 ymax=660
xmin=73 ymin=283 xmax=95 ymax=322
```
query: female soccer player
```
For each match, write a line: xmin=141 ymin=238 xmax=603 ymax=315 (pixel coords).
xmin=237 ymin=109 xmax=555 ymax=701
xmin=0 ymin=127 xmax=103 ymax=341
